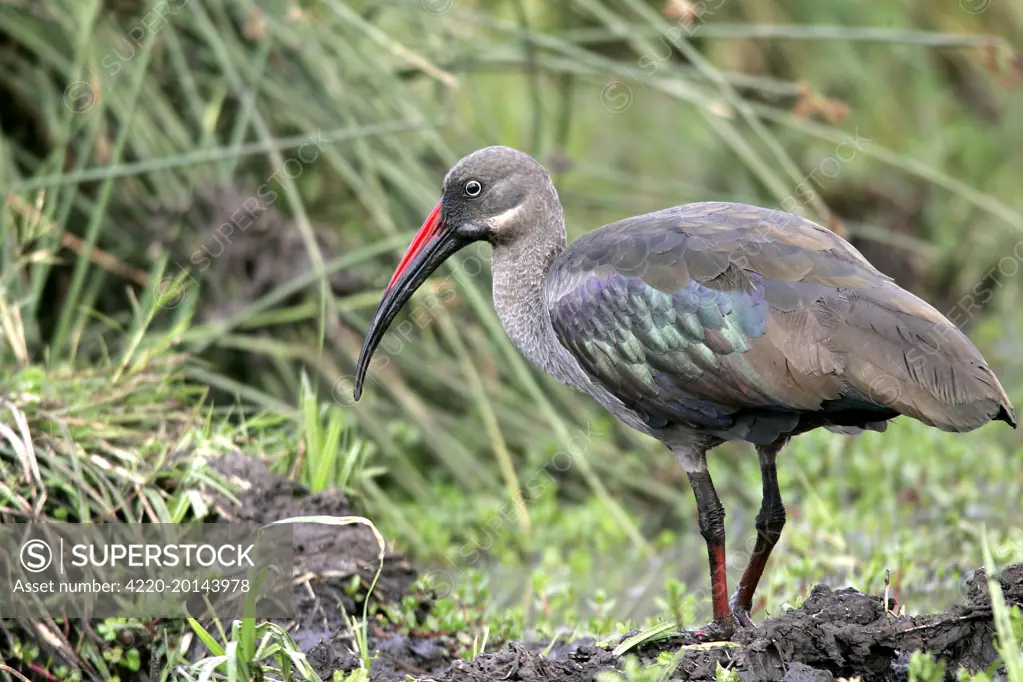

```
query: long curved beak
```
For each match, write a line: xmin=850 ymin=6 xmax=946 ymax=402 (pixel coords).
xmin=353 ymin=202 xmax=464 ymax=401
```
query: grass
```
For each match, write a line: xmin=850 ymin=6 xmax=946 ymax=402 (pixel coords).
xmin=175 ymin=516 xmax=387 ymax=682
xmin=1 ymin=0 xmax=1022 ymax=679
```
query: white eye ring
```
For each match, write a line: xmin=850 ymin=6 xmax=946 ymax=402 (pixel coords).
xmin=463 ymin=180 xmax=482 ymax=197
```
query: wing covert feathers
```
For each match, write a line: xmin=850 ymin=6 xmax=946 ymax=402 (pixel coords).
xmin=548 ymin=202 xmax=1015 ymax=440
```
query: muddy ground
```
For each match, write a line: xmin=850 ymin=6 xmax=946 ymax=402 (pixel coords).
xmin=209 ymin=455 xmax=416 ymax=651
xmin=214 ymin=456 xmax=1022 ymax=682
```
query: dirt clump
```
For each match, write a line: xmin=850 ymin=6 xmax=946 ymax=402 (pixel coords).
xmin=432 ymin=641 xmax=620 ymax=682
xmin=312 ymin=563 xmax=1020 ymax=682
xmin=209 ymin=454 xmax=415 ymax=648
xmin=307 ymin=628 xmax=457 ymax=680
xmin=688 ymin=563 xmax=1022 ymax=681
xmin=658 ymin=563 xmax=1021 ymax=681
xmin=203 ymin=459 xmax=1023 ymax=682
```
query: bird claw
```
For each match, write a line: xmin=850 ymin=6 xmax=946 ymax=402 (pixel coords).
xmin=728 ymin=592 xmax=757 ymax=630
xmin=610 ymin=617 xmax=732 ymax=653
xmin=730 ymin=605 xmax=755 ymax=629
xmin=660 ymin=609 xmax=758 ymax=645
xmin=637 ymin=617 xmax=736 ymax=650
xmin=640 ymin=609 xmax=758 ymax=648
xmin=682 ymin=617 xmax=735 ymax=643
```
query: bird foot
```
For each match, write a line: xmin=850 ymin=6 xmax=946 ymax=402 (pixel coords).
xmin=728 ymin=593 xmax=756 ymax=630
xmin=611 ymin=604 xmax=758 ymax=653
xmin=729 ymin=605 xmax=756 ymax=630
xmin=679 ymin=617 xmax=736 ymax=643
xmin=655 ymin=611 xmax=758 ymax=648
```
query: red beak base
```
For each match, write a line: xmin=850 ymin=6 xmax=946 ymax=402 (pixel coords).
xmin=387 ymin=202 xmax=444 ymax=292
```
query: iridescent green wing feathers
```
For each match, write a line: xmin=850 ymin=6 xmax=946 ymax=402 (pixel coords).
xmin=547 ymin=202 xmax=1014 ymax=441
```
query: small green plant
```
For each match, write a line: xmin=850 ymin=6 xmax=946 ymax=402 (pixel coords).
xmin=102 ymin=645 xmax=142 ymax=673
xmin=10 ymin=636 xmax=40 ymax=665
xmin=52 ymin=664 xmax=83 ymax=682
xmin=655 ymin=579 xmax=696 ymax=630
xmin=595 ymin=652 xmax=685 ymax=682
xmin=178 ymin=517 xmax=384 ymax=681
xmin=384 ymin=568 xmax=525 ymax=658
xmin=982 ymin=535 xmax=1023 ymax=682
xmin=297 ymin=375 xmax=371 ymax=494
xmin=908 ymin=651 xmax=946 ymax=682
xmin=184 ymin=616 xmax=320 ymax=682
xmin=332 ymin=671 xmax=369 ymax=682
xmin=585 ymin=589 xmax=618 ymax=637
xmin=715 ymin=661 xmax=740 ymax=682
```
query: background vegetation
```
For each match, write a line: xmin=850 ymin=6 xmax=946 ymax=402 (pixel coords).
xmin=0 ymin=0 xmax=1021 ymax=679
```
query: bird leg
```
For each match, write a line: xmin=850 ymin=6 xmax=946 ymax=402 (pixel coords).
xmin=684 ymin=466 xmax=733 ymax=641
xmin=730 ymin=441 xmax=786 ymax=627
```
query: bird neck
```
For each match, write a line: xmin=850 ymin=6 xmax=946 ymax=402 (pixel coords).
xmin=490 ymin=215 xmax=591 ymax=392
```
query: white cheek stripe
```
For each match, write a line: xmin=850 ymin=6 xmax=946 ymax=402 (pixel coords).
xmin=488 ymin=204 xmax=525 ymax=231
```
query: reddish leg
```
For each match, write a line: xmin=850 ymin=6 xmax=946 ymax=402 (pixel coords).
xmin=685 ymin=468 xmax=734 ymax=641
xmin=730 ymin=443 xmax=786 ymax=627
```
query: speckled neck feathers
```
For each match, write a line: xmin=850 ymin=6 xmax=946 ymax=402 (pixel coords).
xmin=489 ymin=183 xmax=591 ymax=395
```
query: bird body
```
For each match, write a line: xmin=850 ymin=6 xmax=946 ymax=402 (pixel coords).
xmin=354 ymin=146 xmax=1015 ymax=641
xmin=544 ymin=201 xmax=1013 ymax=442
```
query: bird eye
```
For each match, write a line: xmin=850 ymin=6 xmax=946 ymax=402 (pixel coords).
xmin=463 ymin=180 xmax=483 ymax=197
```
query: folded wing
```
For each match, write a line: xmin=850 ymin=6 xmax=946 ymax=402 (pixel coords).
xmin=547 ymin=202 xmax=1015 ymax=443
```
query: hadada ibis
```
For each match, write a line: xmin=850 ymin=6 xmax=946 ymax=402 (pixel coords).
xmin=353 ymin=146 xmax=1016 ymax=640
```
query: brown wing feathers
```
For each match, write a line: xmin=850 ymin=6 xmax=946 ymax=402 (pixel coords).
xmin=826 ymin=284 xmax=1015 ymax=431
xmin=550 ymin=202 xmax=1015 ymax=438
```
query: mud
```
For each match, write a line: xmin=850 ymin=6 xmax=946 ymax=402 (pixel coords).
xmin=207 ymin=456 xmax=1022 ymax=681
xmin=209 ymin=454 xmax=415 ymax=648
xmin=305 ymin=564 xmax=1022 ymax=682
xmin=651 ymin=564 xmax=1023 ymax=682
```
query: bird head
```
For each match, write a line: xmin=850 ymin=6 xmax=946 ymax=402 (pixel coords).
xmin=352 ymin=146 xmax=555 ymax=400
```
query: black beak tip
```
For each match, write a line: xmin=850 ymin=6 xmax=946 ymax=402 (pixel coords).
xmin=352 ymin=369 xmax=367 ymax=402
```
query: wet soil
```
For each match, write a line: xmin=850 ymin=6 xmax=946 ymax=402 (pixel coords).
xmin=208 ymin=454 xmax=415 ymax=649
xmin=649 ymin=565 xmax=1023 ymax=682
xmin=305 ymin=564 xmax=1022 ymax=682
xmin=208 ymin=456 xmax=1022 ymax=681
